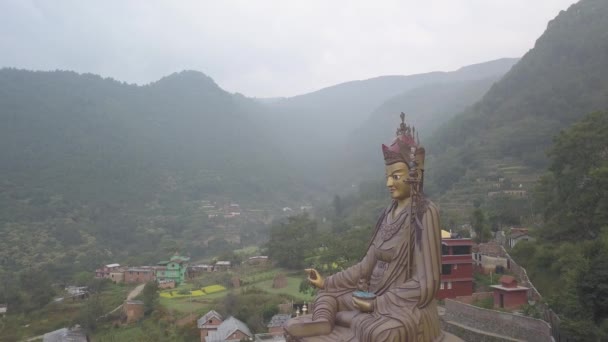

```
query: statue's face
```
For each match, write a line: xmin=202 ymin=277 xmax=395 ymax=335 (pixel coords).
xmin=385 ymin=162 xmax=411 ymax=200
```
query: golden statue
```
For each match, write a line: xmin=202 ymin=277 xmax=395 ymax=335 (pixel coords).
xmin=285 ymin=113 xmax=444 ymax=341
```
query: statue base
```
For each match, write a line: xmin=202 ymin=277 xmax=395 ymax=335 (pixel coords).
xmin=284 ymin=314 xmax=461 ymax=342
xmin=285 ymin=315 xmax=354 ymax=342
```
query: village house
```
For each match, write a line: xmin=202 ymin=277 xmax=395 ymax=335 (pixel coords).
xmin=124 ymin=267 xmax=156 ymax=284
xmin=206 ymin=316 xmax=252 ymax=342
xmin=266 ymin=314 xmax=291 ymax=336
xmin=507 ymin=227 xmax=535 ymax=248
xmin=65 ymin=286 xmax=89 ymax=300
xmin=157 ymin=253 xmax=190 ymax=285
xmin=473 ymin=241 xmax=510 ymax=274
xmin=491 ymin=275 xmax=529 ymax=310
xmin=247 ymin=256 xmax=269 ymax=265
xmin=437 ymin=231 xmax=474 ymax=299
xmin=214 ymin=261 xmax=231 ymax=271
xmin=94 ymin=263 xmax=122 ymax=279
xmin=189 ymin=264 xmax=214 ymax=278
xmin=198 ymin=310 xmax=224 ymax=341
xmin=109 ymin=270 xmax=125 ymax=283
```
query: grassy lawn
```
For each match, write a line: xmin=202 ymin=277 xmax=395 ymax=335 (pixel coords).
xmin=94 ymin=325 xmax=146 ymax=341
xmin=233 ymin=245 xmax=260 ymax=256
xmin=240 ymin=269 xmax=278 ymax=282
xmin=159 ymin=296 xmax=213 ymax=315
xmin=255 ymin=276 xmax=314 ymax=301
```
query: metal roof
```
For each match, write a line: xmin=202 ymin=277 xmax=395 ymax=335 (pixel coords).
xmin=206 ymin=316 xmax=252 ymax=342
xmin=197 ymin=310 xmax=223 ymax=328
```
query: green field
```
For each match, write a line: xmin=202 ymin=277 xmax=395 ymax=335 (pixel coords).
xmin=160 ymin=285 xmax=226 ymax=299
xmin=255 ymin=276 xmax=314 ymax=301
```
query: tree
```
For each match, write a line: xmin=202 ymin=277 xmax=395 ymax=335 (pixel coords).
xmin=265 ymin=215 xmax=318 ymax=269
xmin=333 ymin=195 xmax=344 ymax=218
xmin=142 ymin=281 xmax=159 ymax=315
xmin=471 ymin=208 xmax=490 ymax=243
xmin=76 ymin=295 xmax=104 ymax=332
xmin=536 ymin=111 xmax=608 ymax=241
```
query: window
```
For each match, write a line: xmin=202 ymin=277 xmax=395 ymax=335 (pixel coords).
xmin=440 ymin=283 xmax=444 ymax=290
xmin=454 ymin=264 xmax=458 ymax=270
xmin=447 ymin=282 xmax=452 ymax=289
xmin=453 ymin=246 xmax=471 ymax=255
xmin=442 ymin=264 xmax=452 ymax=275
xmin=441 ymin=245 xmax=449 ymax=255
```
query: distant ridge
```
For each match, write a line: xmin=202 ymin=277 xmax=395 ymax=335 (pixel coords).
xmin=427 ymin=0 xmax=608 ymax=197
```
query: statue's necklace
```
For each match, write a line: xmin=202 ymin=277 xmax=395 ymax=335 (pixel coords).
xmin=380 ymin=208 xmax=408 ymax=241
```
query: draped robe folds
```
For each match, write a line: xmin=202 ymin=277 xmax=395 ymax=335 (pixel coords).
xmin=300 ymin=199 xmax=444 ymax=342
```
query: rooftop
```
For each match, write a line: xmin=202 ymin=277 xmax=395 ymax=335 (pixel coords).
xmin=207 ymin=316 xmax=252 ymax=342
xmin=441 ymin=239 xmax=474 ymax=246
xmin=43 ymin=326 xmax=87 ymax=342
xmin=197 ymin=309 xmax=223 ymax=328
xmin=267 ymin=314 xmax=291 ymax=328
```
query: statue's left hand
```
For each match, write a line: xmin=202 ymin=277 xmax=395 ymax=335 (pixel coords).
xmin=352 ymin=296 xmax=374 ymax=313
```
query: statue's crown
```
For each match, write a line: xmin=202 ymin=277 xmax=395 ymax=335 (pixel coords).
xmin=382 ymin=112 xmax=424 ymax=166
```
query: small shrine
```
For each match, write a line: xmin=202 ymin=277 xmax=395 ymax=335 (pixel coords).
xmin=490 ymin=275 xmax=529 ymax=310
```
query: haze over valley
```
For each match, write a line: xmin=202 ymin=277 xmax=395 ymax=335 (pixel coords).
xmin=2 ymin=1 xmax=608 ymax=341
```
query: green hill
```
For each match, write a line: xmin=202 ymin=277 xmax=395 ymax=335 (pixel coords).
xmin=427 ymin=0 xmax=608 ymax=210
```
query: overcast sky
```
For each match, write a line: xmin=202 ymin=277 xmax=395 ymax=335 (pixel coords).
xmin=0 ymin=0 xmax=578 ymax=98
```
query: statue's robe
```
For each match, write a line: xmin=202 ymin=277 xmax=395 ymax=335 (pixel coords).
xmin=297 ymin=199 xmax=444 ymax=342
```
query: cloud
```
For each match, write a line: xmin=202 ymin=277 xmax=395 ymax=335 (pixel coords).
xmin=0 ymin=0 xmax=578 ymax=97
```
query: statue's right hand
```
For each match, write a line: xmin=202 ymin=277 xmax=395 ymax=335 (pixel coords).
xmin=305 ymin=268 xmax=325 ymax=289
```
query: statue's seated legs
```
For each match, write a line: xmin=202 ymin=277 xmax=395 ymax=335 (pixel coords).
xmin=285 ymin=292 xmax=415 ymax=341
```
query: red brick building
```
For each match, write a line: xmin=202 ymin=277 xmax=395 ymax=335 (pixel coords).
xmin=437 ymin=235 xmax=474 ymax=299
xmin=197 ymin=310 xmax=223 ymax=341
xmin=124 ymin=267 xmax=156 ymax=284
xmin=123 ymin=300 xmax=144 ymax=324
xmin=491 ymin=275 xmax=529 ymax=310
xmin=95 ymin=263 xmax=122 ymax=279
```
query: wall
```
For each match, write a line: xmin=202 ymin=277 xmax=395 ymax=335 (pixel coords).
xmin=124 ymin=301 xmax=144 ymax=324
xmin=124 ymin=270 xmax=155 ymax=284
xmin=444 ymin=299 xmax=552 ymax=342
xmin=494 ymin=290 xmax=528 ymax=310
xmin=438 ymin=280 xmax=473 ymax=299
xmin=454 ymin=291 xmax=493 ymax=305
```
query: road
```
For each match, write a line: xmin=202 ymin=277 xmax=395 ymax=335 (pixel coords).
xmin=104 ymin=283 xmax=145 ymax=317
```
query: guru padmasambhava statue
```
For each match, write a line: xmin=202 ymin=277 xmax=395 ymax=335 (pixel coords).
xmin=285 ymin=113 xmax=444 ymax=341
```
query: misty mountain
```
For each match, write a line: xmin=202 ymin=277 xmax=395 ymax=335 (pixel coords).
xmin=428 ymin=0 xmax=608 ymax=194
xmin=0 ymin=69 xmax=287 ymax=205
xmin=336 ymin=76 xmax=503 ymax=186
xmin=264 ymin=58 xmax=518 ymax=171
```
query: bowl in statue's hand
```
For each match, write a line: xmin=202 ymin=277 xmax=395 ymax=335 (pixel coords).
xmin=353 ymin=291 xmax=377 ymax=300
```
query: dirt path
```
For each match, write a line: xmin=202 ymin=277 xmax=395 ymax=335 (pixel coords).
xmin=127 ymin=283 xmax=145 ymax=300
xmin=20 ymin=284 xmax=146 ymax=341
xmin=101 ymin=283 xmax=145 ymax=318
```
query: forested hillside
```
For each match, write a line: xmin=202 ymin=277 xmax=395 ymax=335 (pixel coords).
xmin=0 ymin=69 xmax=291 ymax=204
xmin=0 ymin=69 xmax=294 ymax=313
xmin=428 ymin=0 xmax=608 ymax=198
xmin=512 ymin=111 xmax=608 ymax=340
xmin=263 ymin=58 xmax=517 ymax=181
